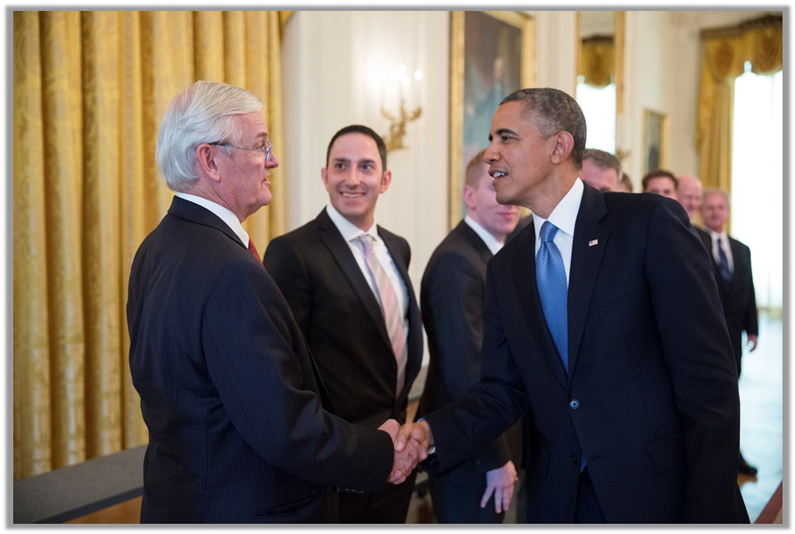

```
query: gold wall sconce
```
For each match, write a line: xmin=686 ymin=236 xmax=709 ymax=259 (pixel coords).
xmin=379 ymin=65 xmax=423 ymax=151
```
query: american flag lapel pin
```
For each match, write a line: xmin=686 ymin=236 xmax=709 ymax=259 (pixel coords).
xmin=588 ymin=239 xmax=599 ymax=247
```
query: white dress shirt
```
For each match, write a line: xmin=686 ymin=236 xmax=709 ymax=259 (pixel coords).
xmin=704 ymin=227 xmax=734 ymax=273
xmin=531 ymin=178 xmax=585 ymax=284
xmin=464 ymin=215 xmax=504 ymax=255
xmin=175 ymin=192 xmax=249 ymax=246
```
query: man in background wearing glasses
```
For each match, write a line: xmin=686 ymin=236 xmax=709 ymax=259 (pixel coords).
xmin=127 ymin=82 xmax=426 ymax=523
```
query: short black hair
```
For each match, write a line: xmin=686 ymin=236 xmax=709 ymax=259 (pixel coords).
xmin=325 ymin=125 xmax=387 ymax=170
xmin=500 ymin=88 xmax=587 ymax=168
xmin=642 ymin=169 xmax=678 ymax=191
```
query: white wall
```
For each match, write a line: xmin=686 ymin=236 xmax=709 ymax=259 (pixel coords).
xmin=281 ymin=11 xmax=450 ymax=292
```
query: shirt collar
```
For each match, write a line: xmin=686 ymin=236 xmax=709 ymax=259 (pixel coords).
xmin=705 ymin=227 xmax=729 ymax=242
xmin=464 ymin=215 xmax=503 ymax=255
xmin=325 ymin=204 xmax=379 ymax=243
xmin=175 ymin=192 xmax=249 ymax=246
xmin=532 ymin=178 xmax=584 ymax=241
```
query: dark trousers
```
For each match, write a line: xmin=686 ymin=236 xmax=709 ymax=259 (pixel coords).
xmin=574 ymin=467 xmax=606 ymax=523
xmin=428 ymin=475 xmax=505 ymax=524
xmin=336 ymin=470 xmax=417 ymax=523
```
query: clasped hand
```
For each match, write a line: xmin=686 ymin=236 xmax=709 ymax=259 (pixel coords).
xmin=377 ymin=420 xmax=430 ymax=484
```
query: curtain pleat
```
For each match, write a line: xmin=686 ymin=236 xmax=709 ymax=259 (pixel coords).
xmin=14 ymin=11 xmax=53 ymax=480
xmin=13 ymin=10 xmax=287 ymax=481
xmin=81 ymin=11 xmax=123 ymax=459
xmin=41 ymin=11 xmax=87 ymax=470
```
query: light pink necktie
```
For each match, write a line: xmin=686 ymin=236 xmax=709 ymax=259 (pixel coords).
xmin=357 ymin=234 xmax=406 ymax=397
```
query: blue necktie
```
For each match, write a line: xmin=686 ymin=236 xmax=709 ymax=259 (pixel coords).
xmin=536 ymin=221 xmax=568 ymax=372
xmin=717 ymin=237 xmax=732 ymax=283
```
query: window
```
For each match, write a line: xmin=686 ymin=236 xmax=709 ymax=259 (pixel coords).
xmin=576 ymin=79 xmax=616 ymax=153
xmin=730 ymin=63 xmax=783 ymax=310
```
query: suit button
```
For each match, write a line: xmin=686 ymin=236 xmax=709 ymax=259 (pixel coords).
xmin=571 ymin=454 xmax=578 ymax=464
xmin=569 ymin=399 xmax=580 ymax=410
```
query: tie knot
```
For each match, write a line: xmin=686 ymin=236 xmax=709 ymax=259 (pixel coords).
xmin=539 ymin=221 xmax=559 ymax=243
xmin=357 ymin=234 xmax=375 ymax=252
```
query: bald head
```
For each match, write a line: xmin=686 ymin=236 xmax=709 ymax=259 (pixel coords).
xmin=677 ymin=175 xmax=703 ymax=220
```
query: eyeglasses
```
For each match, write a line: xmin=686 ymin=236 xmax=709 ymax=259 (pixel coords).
xmin=210 ymin=139 xmax=273 ymax=162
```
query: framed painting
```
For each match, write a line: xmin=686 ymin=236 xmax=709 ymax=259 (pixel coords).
xmin=449 ymin=11 xmax=535 ymax=229
xmin=643 ymin=109 xmax=669 ymax=175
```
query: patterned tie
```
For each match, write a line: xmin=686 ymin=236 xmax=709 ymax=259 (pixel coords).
xmin=716 ymin=237 xmax=732 ymax=283
xmin=247 ymin=238 xmax=261 ymax=263
xmin=356 ymin=235 xmax=406 ymax=396
xmin=536 ymin=221 xmax=569 ymax=373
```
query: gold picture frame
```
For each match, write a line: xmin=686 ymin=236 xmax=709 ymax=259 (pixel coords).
xmin=448 ymin=11 xmax=535 ymax=229
xmin=642 ymin=109 xmax=669 ymax=175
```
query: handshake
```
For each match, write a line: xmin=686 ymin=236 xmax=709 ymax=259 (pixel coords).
xmin=377 ymin=419 xmax=433 ymax=485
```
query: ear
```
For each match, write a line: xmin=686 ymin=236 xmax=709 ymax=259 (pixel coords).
xmin=196 ymin=144 xmax=222 ymax=183
xmin=379 ymin=170 xmax=392 ymax=193
xmin=463 ymin=184 xmax=477 ymax=211
xmin=321 ymin=167 xmax=329 ymax=190
xmin=550 ymin=131 xmax=575 ymax=165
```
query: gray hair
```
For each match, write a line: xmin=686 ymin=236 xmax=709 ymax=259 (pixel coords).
xmin=500 ymin=88 xmax=587 ymax=168
xmin=702 ymin=187 xmax=731 ymax=209
xmin=156 ymin=81 xmax=263 ymax=192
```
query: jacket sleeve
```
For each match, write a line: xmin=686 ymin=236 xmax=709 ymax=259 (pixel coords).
xmin=741 ymin=245 xmax=759 ymax=337
xmin=424 ymin=260 xmax=531 ymax=474
xmin=202 ymin=258 xmax=393 ymax=492
xmin=644 ymin=200 xmax=744 ymax=522
xmin=423 ymin=251 xmax=510 ymax=472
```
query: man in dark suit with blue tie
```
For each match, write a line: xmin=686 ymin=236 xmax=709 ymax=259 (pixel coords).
xmin=698 ymin=188 xmax=759 ymax=476
xmin=400 ymin=88 xmax=748 ymax=523
xmin=127 ymin=82 xmax=423 ymax=523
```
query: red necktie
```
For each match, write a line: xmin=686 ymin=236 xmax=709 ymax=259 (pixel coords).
xmin=248 ymin=238 xmax=261 ymax=262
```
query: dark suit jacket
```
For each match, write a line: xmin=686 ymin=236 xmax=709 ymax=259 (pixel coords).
xmin=263 ymin=208 xmax=423 ymax=428
xmin=127 ymin=197 xmax=393 ymax=523
xmin=697 ymin=228 xmax=759 ymax=369
xmin=424 ymin=186 xmax=748 ymax=523
xmin=417 ymin=220 xmax=520 ymax=485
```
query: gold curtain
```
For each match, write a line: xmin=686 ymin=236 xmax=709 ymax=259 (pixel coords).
xmin=13 ymin=10 xmax=286 ymax=481
xmin=696 ymin=15 xmax=782 ymax=192
xmin=579 ymin=35 xmax=614 ymax=88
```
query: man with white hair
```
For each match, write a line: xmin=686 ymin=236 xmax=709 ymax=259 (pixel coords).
xmin=127 ymin=81 xmax=425 ymax=523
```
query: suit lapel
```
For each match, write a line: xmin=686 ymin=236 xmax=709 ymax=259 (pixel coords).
xmin=457 ymin=221 xmax=493 ymax=266
xmin=509 ymin=221 xmax=569 ymax=389
xmin=316 ymin=210 xmax=392 ymax=347
xmin=566 ymin=186 xmax=609 ymax=380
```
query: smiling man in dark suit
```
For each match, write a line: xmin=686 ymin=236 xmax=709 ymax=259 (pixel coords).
xmin=127 ymin=82 xmax=423 ymax=524
xmin=399 ymin=88 xmax=748 ymax=523
xmin=263 ymin=125 xmax=423 ymax=523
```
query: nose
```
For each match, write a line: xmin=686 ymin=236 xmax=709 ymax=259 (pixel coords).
xmin=344 ymin=169 xmax=362 ymax=186
xmin=266 ymin=152 xmax=279 ymax=168
xmin=483 ymin=143 xmax=499 ymax=164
